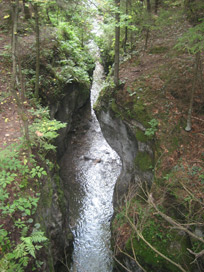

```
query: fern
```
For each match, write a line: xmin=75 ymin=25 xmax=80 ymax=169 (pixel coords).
xmin=0 ymin=229 xmax=47 ymax=271
xmin=31 ymin=230 xmax=48 ymax=243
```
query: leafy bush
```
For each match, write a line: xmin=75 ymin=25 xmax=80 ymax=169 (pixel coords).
xmin=29 ymin=106 xmax=66 ymax=153
xmin=0 ymin=224 xmax=47 ymax=272
xmin=56 ymin=22 xmax=94 ymax=86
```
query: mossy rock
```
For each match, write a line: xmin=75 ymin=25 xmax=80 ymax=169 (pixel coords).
xmin=94 ymin=85 xmax=114 ymax=113
xmin=131 ymin=99 xmax=150 ymax=127
xmin=135 ymin=151 xmax=153 ymax=171
xmin=135 ymin=129 xmax=152 ymax=142
xmin=125 ymin=218 xmax=192 ymax=272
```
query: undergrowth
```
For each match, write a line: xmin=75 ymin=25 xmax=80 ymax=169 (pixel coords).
xmin=0 ymin=106 xmax=66 ymax=271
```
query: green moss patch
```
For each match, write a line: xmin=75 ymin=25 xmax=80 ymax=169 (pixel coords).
xmin=132 ymin=99 xmax=150 ymax=127
xmin=125 ymin=218 xmax=192 ymax=272
xmin=135 ymin=151 xmax=153 ymax=171
xmin=135 ymin=129 xmax=152 ymax=142
xmin=149 ymin=45 xmax=169 ymax=54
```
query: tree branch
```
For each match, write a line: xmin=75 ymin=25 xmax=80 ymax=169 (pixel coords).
xmin=148 ymin=194 xmax=204 ymax=244
xmin=126 ymin=213 xmax=187 ymax=272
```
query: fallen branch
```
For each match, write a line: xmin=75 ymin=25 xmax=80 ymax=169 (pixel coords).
xmin=126 ymin=213 xmax=187 ymax=272
xmin=179 ymin=181 xmax=204 ymax=207
xmin=113 ymin=255 xmax=132 ymax=272
xmin=187 ymin=248 xmax=204 ymax=263
xmin=148 ymin=194 xmax=204 ymax=244
xmin=131 ymin=236 xmax=147 ymax=272
xmin=114 ymin=241 xmax=147 ymax=272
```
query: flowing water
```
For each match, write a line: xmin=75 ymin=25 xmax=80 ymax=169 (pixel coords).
xmin=60 ymin=58 xmax=122 ymax=272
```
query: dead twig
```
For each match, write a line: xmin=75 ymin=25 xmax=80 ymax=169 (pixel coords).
xmin=148 ymin=194 xmax=204 ymax=244
xmin=187 ymin=248 xmax=204 ymax=263
xmin=113 ymin=255 xmax=132 ymax=272
xmin=125 ymin=213 xmax=187 ymax=272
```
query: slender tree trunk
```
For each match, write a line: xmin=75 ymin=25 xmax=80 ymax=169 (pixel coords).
xmin=12 ymin=0 xmax=19 ymax=92
xmin=114 ymin=0 xmax=120 ymax=87
xmin=123 ymin=0 xmax=128 ymax=53
xmin=145 ymin=29 xmax=150 ymax=50
xmin=34 ymin=3 xmax=40 ymax=99
xmin=17 ymin=50 xmax=31 ymax=153
xmin=145 ymin=0 xmax=151 ymax=50
xmin=22 ymin=0 xmax=31 ymax=19
xmin=129 ymin=0 xmax=133 ymax=53
xmin=11 ymin=0 xmax=31 ymax=154
xmin=154 ymin=0 xmax=159 ymax=14
xmin=198 ymin=55 xmax=203 ymax=89
xmin=46 ymin=7 xmax=52 ymax=24
xmin=185 ymin=52 xmax=200 ymax=131
xmin=147 ymin=0 xmax=151 ymax=12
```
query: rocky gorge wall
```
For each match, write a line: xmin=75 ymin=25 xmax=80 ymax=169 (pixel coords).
xmin=94 ymin=89 xmax=154 ymax=205
xmin=94 ymin=86 xmax=155 ymax=271
xmin=34 ymin=82 xmax=90 ymax=271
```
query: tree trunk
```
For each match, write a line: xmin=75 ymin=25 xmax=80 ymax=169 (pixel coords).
xmin=114 ymin=0 xmax=120 ymax=87
xmin=11 ymin=0 xmax=31 ymax=154
xmin=154 ymin=0 xmax=159 ymax=14
xmin=46 ymin=7 xmax=52 ymax=24
xmin=185 ymin=52 xmax=200 ymax=131
xmin=22 ymin=0 xmax=31 ymax=19
xmin=145 ymin=0 xmax=151 ymax=50
xmin=11 ymin=0 xmax=19 ymax=92
xmin=129 ymin=0 xmax=134 ymax=54
xmin=123 ymin=0 xmax=128 ymax=53
xmin=34 ymin=3 xmax=40 ymax=99
xmin=147 ymin=0 xmax=151 ymax=12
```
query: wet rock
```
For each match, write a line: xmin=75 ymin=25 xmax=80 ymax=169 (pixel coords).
xmin=50 ymin=82 xmax=90 ymax=158
xmin=35 ymin=174 xmax=73 ymax=272
xmin=82 ymin=124 xmax=90 ymax=130
xmin=95 ymin=107 xmax=154 ymax=204
xmin=94 ymin=158 xmax=102 ymax=164
xmin=83 ymin=155 xmax=102 ymax=163
xmin=84 ymin=155 xmax=93 ymax=160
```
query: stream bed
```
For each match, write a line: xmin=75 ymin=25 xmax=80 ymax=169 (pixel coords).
xmin=60 ymin=60 xmax=122 ymax=272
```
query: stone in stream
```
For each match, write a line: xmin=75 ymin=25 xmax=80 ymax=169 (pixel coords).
xmin=83 ymin=155 xmax=102 ymax=163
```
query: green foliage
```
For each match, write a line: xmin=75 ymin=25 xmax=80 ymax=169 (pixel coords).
xmin=145 ymin=119 xmax=159 ymax=137
xmin=55 ymin=22 xmax=94 ymax=86
xmin=175 ymin=21 xmax=204 ymax=54
xmin=1 ymin=196 xmax=39 ymax=216
xmin=0 ymin=140 xmax=48 ymax=269
xmin=29 ymin=106 xmax=66 ymax=152
xmin=94 ymin=16 xmax=115 ymax=73
xmin=0 ymin=226 xmax=11 ymax=252
xmin=0 ymin=224 xmax=47 ymax=272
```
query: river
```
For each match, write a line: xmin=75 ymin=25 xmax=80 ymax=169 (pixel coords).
xmin=60 ymin=50 xmax=122 ymax=271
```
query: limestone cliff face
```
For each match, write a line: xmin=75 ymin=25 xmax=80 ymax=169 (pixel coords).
xmin=95 ymin=93 xmax=154 ymax=205
xmin=95 ymin=89 xmax=154 ymax=271
xmin=50 ymin=83 xmax=90 ymax=158
xmin=35 ymin=82 xmax=90 ymax=271
xmin=35 ymin=173 xmax=73 ymax=272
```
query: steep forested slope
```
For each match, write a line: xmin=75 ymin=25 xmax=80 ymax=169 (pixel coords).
xmin=95 ymin=0 xmax=204 ymax=271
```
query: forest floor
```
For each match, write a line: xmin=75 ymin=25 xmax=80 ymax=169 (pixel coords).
xmin=116 ymin=21 xmax=204 ymax=201
xmin=0 ymin=4 xmax=22 ymax=149
xmin=112 ymin=17 xmax=204 ymax=269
